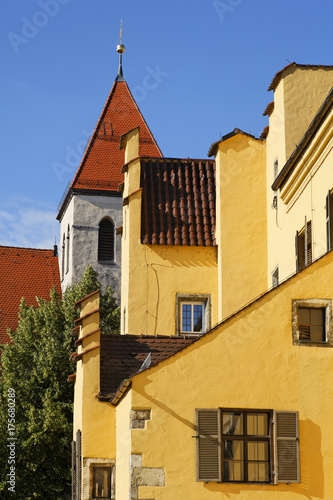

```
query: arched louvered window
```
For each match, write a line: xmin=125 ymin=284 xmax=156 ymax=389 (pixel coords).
xmin=98 ymin=218 xmax=115 ymax=262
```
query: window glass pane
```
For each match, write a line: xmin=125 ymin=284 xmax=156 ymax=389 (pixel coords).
xmin=298 ymin=308 xmax=310 ymax=325
xmin=311 ymin=308 xmax=324 ymax=326
xmin=223 ymin=441 xmax=244 ymax=481
xmin=311 ymin=325 xmax=324 ymax=342
xmin=93 ymin=467 xmax=111 ymax=498
xmin=248 ymin=461 xmax=269 ymax=482
xmin=182 ymin=304 xmax=192 ymax=332
xmin=193 ymin=304 xmax=203 ymax=332
xmin=223 ymin=412 xmax=243 ymax=435
xmin=247 ymin=413 xmax=268 ymax=436
xmin=247 ymin=441 xmax=268 ymax=461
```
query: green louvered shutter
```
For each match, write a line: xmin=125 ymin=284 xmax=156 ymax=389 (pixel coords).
xmin=274 ymin=411 xmax=300 ymax=483
xmin=196 ymin=409 xmax=221 ymax=482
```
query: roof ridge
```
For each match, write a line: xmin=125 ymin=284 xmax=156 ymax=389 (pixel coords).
xmin=268 ymin=62 xmax=333 ymax=92
xmin=0 ymin=245 xmax=57 ymax=252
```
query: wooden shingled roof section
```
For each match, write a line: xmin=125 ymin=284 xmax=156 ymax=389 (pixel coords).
xmin=57 ymin=79 xmax=162 ymax=218
xmin=99 ymin=334 xmax=197 ymax=400
xmin=140 ymin=158 xmax=216 ymax=246
xmin=0 ymin=246 xmax=61 ymax=344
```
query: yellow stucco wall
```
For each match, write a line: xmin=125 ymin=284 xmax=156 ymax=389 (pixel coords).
xmin=124 ymin=251 xmax=333 ymax=499
xmin=115 ymin=389 xmax=132 ymax=500
xmin=73 ymin=292 xmax=116 ymax=499
xmin=267 ymin=96 xmax=333 ymax=286
xmin=283 ymin=66 xmax=333 ymax=160
xmin=266 ymin=66 xmax=333 ymax=287
xmin=215 ymin=133 xmax=267 ymax=320
xmin=121 ymin=156 xmax=218 ymax=336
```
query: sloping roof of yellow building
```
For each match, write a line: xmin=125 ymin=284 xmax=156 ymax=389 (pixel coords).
xmin=99 ymin=334 xmax=197 ymax=401
xmin=107 ymin=249 xmax=333 ymax=405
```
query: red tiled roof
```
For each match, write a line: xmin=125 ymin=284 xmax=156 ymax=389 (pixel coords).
xmin=99 ymin=334 xmax=197 ymax=399
xmin=140 ymin=158 xmax=216 ymax=246
xmin=57 ymin=80 xmax=162 ymax=218
xmin=0 ymin=246 xmax=61 ymax=345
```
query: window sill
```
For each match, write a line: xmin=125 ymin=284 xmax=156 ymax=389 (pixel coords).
xmin=294 ymin=340 xmax=332 ymax=347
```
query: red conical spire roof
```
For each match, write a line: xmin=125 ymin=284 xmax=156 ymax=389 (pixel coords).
xmin=72 ymin=80 xmax=162 ymax=191
xmin=57 ymin=78 xmax=162 ymax=217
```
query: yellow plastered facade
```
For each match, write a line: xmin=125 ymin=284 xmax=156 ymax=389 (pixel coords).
xmin=266 ymin=66 xmax=333 ymax=286
xmin=72 ymin=64 xmax=333 ymax=499
xmin=215 ymin=133 xmax=267 ymax=320
xmin=117 ymin=251 xmax=333 ymax=499
xmin=120 ymin=133 xmax=218 ymax=336
xmin=73 ymin=292 xmax=116 ymax=500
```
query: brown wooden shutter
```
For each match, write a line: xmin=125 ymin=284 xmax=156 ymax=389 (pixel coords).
xmin=72 ymin=440 xmax=76 ymax=500
xmin=326 ymin=192 xmax=332 ymax=251
xmin=295 ymin=231 xmax=299 ymax=272
xmin=76 ymin=429 xmax=82 ymax=500
xmin=274 ymin=411 xmax=300 ymax=483
xmin=306 ymin=220 xmax=312 ymax=265
xmin=196 ymin=409 xmax=221 ymax=482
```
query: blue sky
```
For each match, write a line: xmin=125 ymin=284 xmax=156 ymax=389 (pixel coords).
xmin=1 ymin=0 xmax=333 ymax=248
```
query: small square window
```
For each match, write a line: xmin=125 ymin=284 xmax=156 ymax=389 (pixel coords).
xmin=292 ymin=299 xmax=333 ymax=347
xmin=176 ymin=294 xmax=211 ymax=335
xmin=91 ymin=465 xmax=114 ymax=499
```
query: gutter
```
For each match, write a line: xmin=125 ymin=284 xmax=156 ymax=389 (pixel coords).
xmin=109 ymin=379 xmax=132 ymax=406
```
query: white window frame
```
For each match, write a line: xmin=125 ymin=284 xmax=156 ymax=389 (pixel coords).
xmin=176 ymin=293 xmax=211 ymax=336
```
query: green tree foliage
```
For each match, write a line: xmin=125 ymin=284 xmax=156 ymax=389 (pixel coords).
xmin=0 ymin=266 xmax=119 ymax=499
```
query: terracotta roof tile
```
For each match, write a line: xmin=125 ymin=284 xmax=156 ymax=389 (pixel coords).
xmin=0 ymin=246 xmax=61 ymax=345
xmin=99 ymin=334 xmax=196 ymax=399
xmin=263 ymin=101 xmax=274 ymax=117
xmin=141 ymin=158 xmax=216 ymax=246
xmin=57 ymin=80 xmax=162 ymax=218
xmin=260 ymin=126 xmax=269 ymax=139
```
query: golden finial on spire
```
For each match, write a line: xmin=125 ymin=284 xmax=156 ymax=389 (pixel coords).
xmin=117 ymin=20 xmax=125 ymax=54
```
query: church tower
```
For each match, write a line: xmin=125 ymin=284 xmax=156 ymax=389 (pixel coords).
xmin=57 ymin=35 xmax=162 ymax=301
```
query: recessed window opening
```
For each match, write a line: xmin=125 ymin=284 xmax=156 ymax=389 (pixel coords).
xmin=181 ymin=302 xmax=204 ymax=333
xmin=98 ymin=218 xmax=115 ymax=262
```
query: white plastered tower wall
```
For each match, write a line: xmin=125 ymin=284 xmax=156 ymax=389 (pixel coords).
xmin=59 ymin=192 xmax=122 ymax=301
xmin=266 ymin=65 xmax=333 ymax=286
